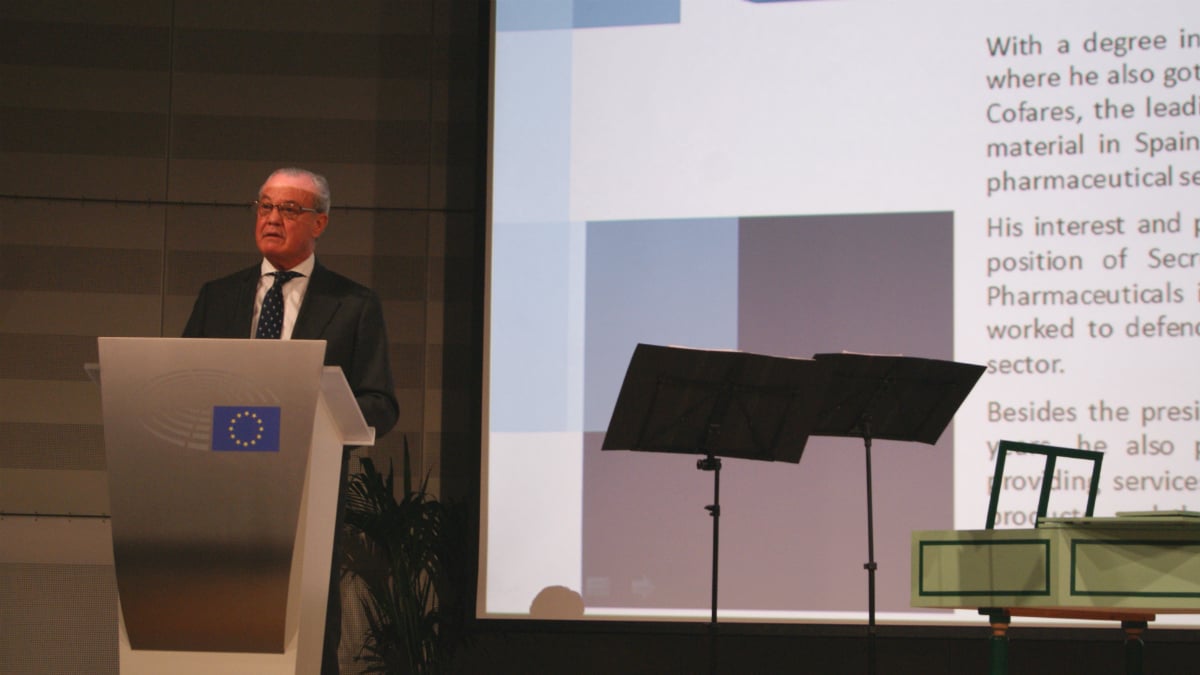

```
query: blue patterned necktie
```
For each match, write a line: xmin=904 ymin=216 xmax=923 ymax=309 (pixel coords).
xmin=255 ymin=270 xmax=302 ymax=339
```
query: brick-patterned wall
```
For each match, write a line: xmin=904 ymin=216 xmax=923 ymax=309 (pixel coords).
xmin=0 ymin=1 xmax=485 ymax=672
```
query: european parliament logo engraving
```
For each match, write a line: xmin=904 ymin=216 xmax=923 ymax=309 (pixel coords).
xmin=138 ymin=369 xmax=280 ymax=451
xmin=212 ymin=406 xmax=281 ymax=452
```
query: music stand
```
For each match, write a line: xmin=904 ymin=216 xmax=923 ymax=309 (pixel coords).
xmin=603 ymin=343 xmax=833 ymax=675
xmin=810 ymin=352 xmax=984 ymax=675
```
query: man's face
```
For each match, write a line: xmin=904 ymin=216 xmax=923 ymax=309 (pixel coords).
xmin=255 ymin=173 xmax=328 ymax=270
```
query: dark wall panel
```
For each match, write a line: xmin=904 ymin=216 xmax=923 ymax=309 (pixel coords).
xmin=1 ymin=3 xmax=485 ymax=671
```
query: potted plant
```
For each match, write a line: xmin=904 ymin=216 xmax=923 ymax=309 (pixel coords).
xmin=341 ymin=437 xmax=471 ymax=673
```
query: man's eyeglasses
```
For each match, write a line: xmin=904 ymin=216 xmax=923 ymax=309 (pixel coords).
xmin=253 ymin=200 xmax=319 ymax=219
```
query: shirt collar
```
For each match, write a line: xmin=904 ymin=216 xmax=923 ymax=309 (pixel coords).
xmin=260 ymin=253 xmax=316 ymax=278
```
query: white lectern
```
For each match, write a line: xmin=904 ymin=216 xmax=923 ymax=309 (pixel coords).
xmin=92 ymin=337 xmax=374 ymax=675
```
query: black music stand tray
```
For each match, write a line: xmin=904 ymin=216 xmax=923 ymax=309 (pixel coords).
xmin=810 ymin=352 xmax=984 ymax=675
xmin=602 ymin=343 xmax=833 ymax=675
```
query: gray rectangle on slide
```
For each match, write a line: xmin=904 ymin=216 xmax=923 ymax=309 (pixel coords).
xmin=582 ymin=211 xmax=955 ymax=614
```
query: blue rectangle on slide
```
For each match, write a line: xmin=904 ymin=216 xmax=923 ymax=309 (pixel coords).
xmin=498 ymin=0 xmax=680 ymax=31
xmin=574 ymin=0 xmax=680 ymax=28
xmin=583 ymin=217 xmax=738 ymax=432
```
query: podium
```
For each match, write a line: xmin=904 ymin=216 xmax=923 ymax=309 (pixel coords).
xmin=92 ymin=337 xmax=375 ymax=675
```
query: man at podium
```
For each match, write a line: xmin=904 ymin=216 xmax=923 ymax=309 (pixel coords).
xmin=182 ymin=167 xmax=399 ymax=674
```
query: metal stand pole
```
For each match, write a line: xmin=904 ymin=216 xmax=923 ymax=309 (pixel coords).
xmin=862 ymin=427 xmax=878 ymax=675
xmin=698 ymin=454 xmax=722 ymax=675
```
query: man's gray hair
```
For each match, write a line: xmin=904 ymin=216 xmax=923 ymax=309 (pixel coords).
xmin=263 ymin=167 xmax=332 ymax=213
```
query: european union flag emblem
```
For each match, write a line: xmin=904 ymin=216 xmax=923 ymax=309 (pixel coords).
xmin=212 ymin=406 xmax=281 ymax=452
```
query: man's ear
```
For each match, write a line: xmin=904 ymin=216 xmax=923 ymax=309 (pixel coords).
xmin=312 ymin=213 xmax=329 ymax=239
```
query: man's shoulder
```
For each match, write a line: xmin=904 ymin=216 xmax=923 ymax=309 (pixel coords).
xmin=200 ymin=265 xmax=259 ymax=290
xmin=311 ymin=262 xmax=380 ymax=300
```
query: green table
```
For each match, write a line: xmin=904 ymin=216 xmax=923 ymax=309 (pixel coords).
xmin=912 ymin=514 xmax=1200 ymax=675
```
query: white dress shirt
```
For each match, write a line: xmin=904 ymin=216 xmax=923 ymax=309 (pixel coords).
xmin=251 ymin=254 xmax=315 ymax=339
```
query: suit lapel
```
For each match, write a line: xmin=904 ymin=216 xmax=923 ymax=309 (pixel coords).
xmin=292 ymin=263 xmax=341 ymax=340
xmin=231 ymin=267 xmax=259 ymax=337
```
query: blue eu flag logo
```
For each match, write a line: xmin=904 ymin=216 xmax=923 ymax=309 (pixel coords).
xmin=212 ymin=406 xmax=281 ymax=452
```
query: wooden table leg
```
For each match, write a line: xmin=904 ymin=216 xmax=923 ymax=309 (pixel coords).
xmin=1122 ymin=620 xmax=1147 ymax=675
xmin=982 ymin=609 xmax=1011 ymax=675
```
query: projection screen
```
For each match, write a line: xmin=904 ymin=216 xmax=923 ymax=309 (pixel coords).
xmin=482 ymin=0 xmax=1200 ymax=626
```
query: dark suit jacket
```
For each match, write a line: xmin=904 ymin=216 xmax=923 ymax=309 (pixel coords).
xmin=182 ymin=260 xmax=399 ymax=437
